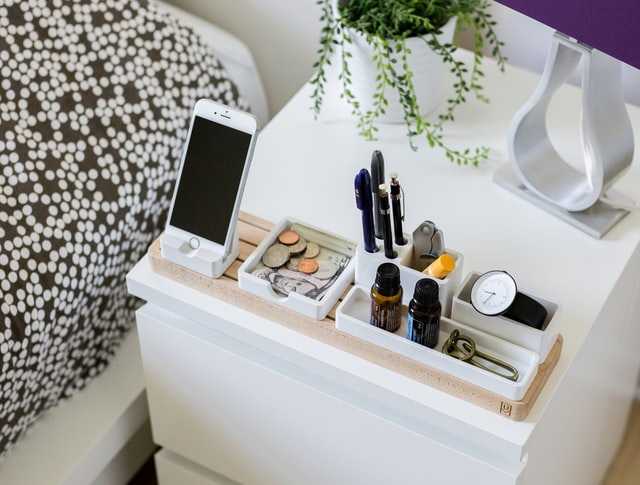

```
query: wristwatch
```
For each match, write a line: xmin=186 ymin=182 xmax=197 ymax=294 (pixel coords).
xmin=470 ymin=270 xmax=548 ymax=330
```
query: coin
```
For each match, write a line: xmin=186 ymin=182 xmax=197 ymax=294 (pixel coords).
xmin=297 ymin=258 xmax=319 ymax=274
xmin=314 ymin=260 xmax=339 ymax=279
xmin=286 ymin=257 xmax=302 ymax=271
xmin=278 ymin=230 xmax=300 ymax=246
xmin=288 ymin=236 xmax=307 ymax=255
xmin=262 ymin=243 xmax=290 ymax=268
xmin=303 ymin=242 xmax=320 ymax=259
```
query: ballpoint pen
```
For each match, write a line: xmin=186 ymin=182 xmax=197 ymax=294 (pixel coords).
xmin=371 ymin=150 xmax=385 ymax=240
xmin=378 ymin=184 xmax=397 ymax=259
xmin=389 ymin=173 xmax=406 ymax=246
xmin=354 ymin=169 xmax=378 ymax=253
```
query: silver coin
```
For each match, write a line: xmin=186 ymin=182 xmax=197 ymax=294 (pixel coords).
xmin=286 ymin=257 xmax=302 ymax=271
xmin=314 ymin=260 xmax=339 ymax=279
xmin=288 ymin=236 xmax=307 ymax=256
xmin=303 ymin=242 xmax=320 ymax=259
xmin=262 ymin=243 xmax=290 ymax=268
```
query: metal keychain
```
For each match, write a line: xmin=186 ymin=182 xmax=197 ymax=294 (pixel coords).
xmin=442 ymin=330 xmax=519 ymax=382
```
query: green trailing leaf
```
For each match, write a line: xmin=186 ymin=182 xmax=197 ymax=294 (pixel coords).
xmin=310 ymin=0 xmax=506 ymax=166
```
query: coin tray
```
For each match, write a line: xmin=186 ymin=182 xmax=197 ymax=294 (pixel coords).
xmin=238 ymin=217 xmax=357 ymax=320
xmin=336 ymin=286 xmax=540 ymax=400
xmin=452 ymin=272 xmax=559 ymax=362
xmin=355 ymin=240 xmax=463 ymax=317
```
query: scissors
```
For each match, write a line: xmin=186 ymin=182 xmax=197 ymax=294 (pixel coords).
xmin=442 ymin=330 xmax=519 ymax=382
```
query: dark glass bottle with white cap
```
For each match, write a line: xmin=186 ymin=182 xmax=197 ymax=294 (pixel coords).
xmin=370 ymin=263 xmax=402 ymax=332
xmin=407 ymin=279 xmax=441 ymax=348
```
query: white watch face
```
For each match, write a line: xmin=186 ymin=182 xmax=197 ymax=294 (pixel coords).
xmin=470 ymin=271 xmax=517 ymax=316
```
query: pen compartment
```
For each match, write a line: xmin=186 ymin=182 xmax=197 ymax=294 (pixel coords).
xmin=452 ymin=272 xmax=560 ymax=362
xmin=238 ymin=217 xmax=356 ymax=320
xmin=336 ymin=286 xmax=540 ymax=400
xmin=354 ymin=234 xmax=412 ymax=286
xmin=355 ymin=239 xmax=463 ymax=317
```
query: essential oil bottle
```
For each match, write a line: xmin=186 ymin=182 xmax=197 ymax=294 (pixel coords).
xmin=407 ymin=279 xmax=441 ymax=348
xmin=370 ymin=263 xmax=403 ymax=332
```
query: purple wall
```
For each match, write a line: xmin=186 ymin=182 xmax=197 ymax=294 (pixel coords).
xmin=495 ymin=1 xmax=640 ymax=70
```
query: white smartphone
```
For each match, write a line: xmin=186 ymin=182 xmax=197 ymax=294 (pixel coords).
xmin=165 ymin=99 xmax=258 ymax=258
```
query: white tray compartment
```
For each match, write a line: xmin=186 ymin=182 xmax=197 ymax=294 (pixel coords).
xmin=355 ymin=241 xmax=464 ymax=317
xmin=452 ymin=272 xmax=559 ymax=362
xmin=354 ymin=236 xmax=412 ymax=288
xmin=336 ymin=286 xmax=539 ymax=401
xmin=238 ymin=218 xmax=356 ymax=320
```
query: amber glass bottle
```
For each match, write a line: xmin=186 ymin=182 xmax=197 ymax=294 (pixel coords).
xmin=370 ymin=263 xmax=403 ymax=332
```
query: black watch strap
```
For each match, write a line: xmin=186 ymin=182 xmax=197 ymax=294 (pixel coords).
xmin=504 ymin=292 xmax=548 ymax=330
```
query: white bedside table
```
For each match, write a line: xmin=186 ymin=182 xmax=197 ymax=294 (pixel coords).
xmin=127 ymin=51 xmax=640 ymax=485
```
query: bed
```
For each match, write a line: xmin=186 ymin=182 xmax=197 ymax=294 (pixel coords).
xmin=0 ymin=1 xmax=268 ymax=483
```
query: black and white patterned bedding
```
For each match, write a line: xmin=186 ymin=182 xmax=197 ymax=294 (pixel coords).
xmin=0 ymin=0 xmax=249 ymax=455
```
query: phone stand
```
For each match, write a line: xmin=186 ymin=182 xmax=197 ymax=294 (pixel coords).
xmin=495 ymin=31 xmax=633 ymax=239
xmin=160 ymin=231 xmax=239 ymax=279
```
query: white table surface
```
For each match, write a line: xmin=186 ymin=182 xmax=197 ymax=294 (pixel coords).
xmin=237 ymin=51 xmax=640 ymax=447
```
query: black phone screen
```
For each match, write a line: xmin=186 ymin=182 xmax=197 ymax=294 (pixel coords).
xmin=170 ymin=116 xmax=252 ymax=245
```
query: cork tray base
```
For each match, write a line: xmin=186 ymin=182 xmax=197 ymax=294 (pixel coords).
xmin=148 ymin=212 xmax=563 ymax=421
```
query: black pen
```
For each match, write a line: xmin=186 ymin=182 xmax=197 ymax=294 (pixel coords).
xmin=378 ymin=184 xmax=397 ymax=259
xmin=371 ymin=150 xmax=385 ymax=240
xmin=390 ymin=174 xmax=407 ymax=246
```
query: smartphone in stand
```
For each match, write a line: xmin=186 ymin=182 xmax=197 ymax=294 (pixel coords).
xmin=161 ymin=99 xmax=258 ymax=278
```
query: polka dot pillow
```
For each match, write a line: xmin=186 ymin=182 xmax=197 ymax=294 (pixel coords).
xmin=0 ymin=0 xmax=249 ymax=455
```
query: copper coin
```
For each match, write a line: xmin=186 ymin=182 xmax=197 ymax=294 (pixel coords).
xmin=297 ymin=258 xmax=319 ymax=274
xmin=278 ymin=230 xmax=300 ymax=245
xmin=303 ymin=242 xmax=320 ymax=259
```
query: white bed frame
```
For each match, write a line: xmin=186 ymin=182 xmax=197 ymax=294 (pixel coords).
xmin=0 ymin=3 xmax=268 ymax=484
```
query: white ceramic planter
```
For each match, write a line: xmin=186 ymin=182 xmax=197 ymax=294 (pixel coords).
xmin=323 ymin=14 xmax=457 ymax=123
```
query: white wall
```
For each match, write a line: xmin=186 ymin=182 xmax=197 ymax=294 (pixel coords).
xmin=164 ymin=0 xmax=319 ymax=116
xmin=167 ymin=0 xmax=640 ymax=117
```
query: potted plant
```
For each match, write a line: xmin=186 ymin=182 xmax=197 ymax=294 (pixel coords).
xmin=310 ymin=0 xmax=506 ymax=165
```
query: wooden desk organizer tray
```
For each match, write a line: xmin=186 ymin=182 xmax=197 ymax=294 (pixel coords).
xmin=147 ymin=212 xmax=563 ymax=421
